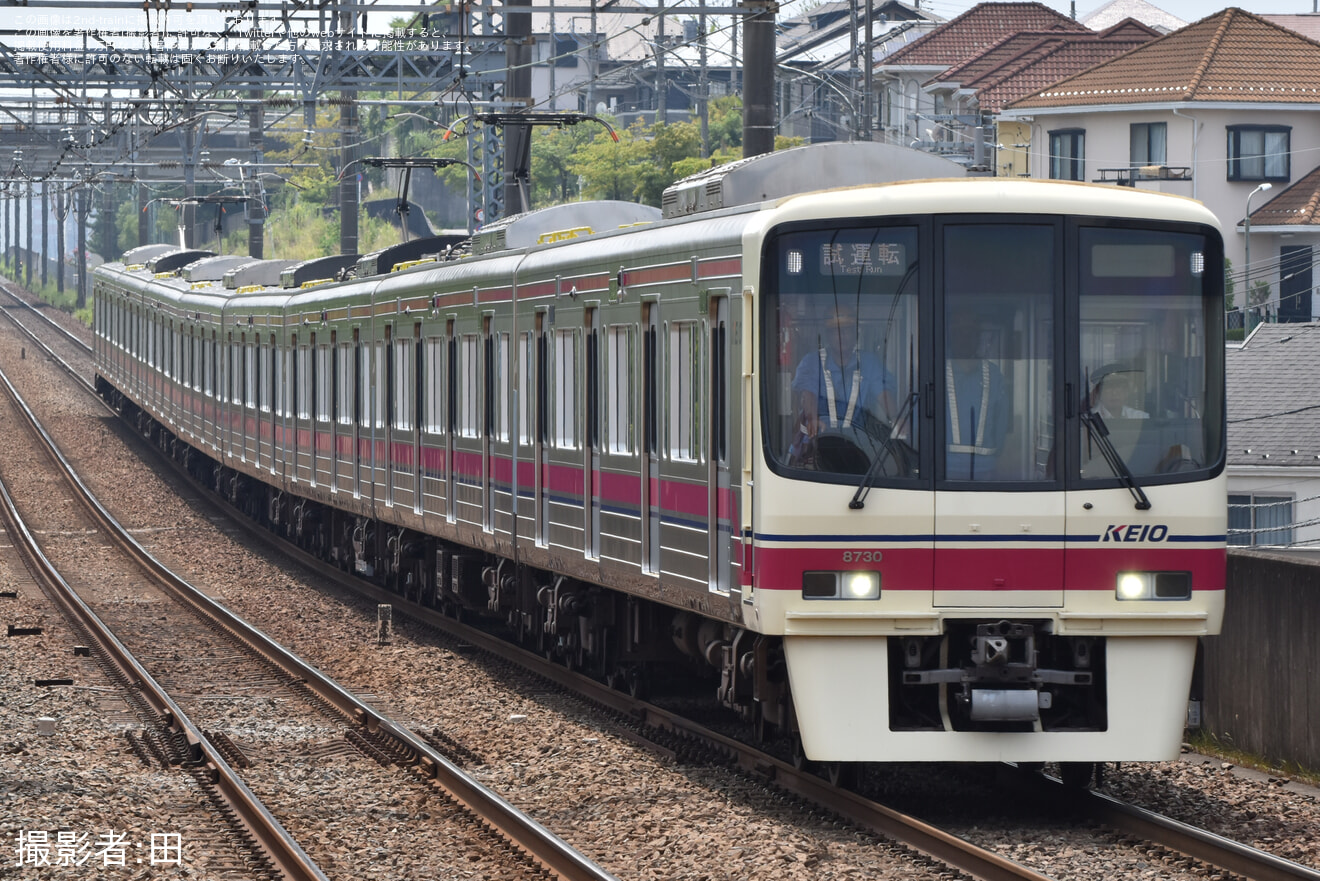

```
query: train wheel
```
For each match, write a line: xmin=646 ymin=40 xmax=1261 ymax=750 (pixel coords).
xmin=626 ymin=667 xmax=647 ymax=700
xmin=1060 ymin=761 xmax=1096 ymax=789
xmin=752 ymin=710 xmax=774 ymax=744
xmin=824 ymin=761 xmax=858 ymax=789
xmin=791 ymin=736 xmax=811 ymax=771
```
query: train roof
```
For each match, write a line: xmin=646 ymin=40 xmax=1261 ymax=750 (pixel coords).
xmin=661 ymin=141 xmax=973 ymax=219
xmin=182 ymin=255 xmax=258 ymax=282
xmin=355 ymin=234 xmax=471 ymax=278
xmin=280 ymin=255 xmax=359 ymax=289
xmin=120 ymin=243 xmax=178 ymax=265
xmin=224 ymin=259 xmax=299 ymax=289
xmin=147 ymin=249 xmax=216 ymax=274
xmin=472 ymin=201 xmax=662 ymax=256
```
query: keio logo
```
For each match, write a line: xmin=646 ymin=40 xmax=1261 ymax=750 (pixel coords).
xmin=1102 ymin=524 xmax=1168 ymax=542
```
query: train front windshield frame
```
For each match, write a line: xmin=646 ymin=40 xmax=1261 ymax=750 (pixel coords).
xmin=760 ymin=216 xmax=1225 ymax=489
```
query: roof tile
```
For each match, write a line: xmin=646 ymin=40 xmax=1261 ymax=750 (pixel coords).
xmin=1008 ymin=8 xmax=1320 ymax=108
xmin=881 ymin=1 xmax=1087 ymax=69
xmin=1228 ymin=324 xmax=1320 ymax=466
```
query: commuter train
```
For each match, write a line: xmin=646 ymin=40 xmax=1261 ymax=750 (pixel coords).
xmin=93 ymin=142 xmax=1226 ymax=777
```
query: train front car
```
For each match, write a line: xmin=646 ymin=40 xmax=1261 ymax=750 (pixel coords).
xmin=749 ymin=180 xmax=1225 ymax=767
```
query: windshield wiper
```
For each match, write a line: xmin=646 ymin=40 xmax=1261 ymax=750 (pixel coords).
xmin=850 ymin=391 xmax=916 ymax=510
xmin=1080 ymin=410 xmax=1151 ymax=510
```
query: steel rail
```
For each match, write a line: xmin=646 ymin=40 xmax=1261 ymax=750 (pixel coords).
xmin=23 ymin=283 xmax=1297 ymax=881
xmin=0 ymin=366 xmax=330 ymax=881
xmin=0 ymin=281 xmax=93 ymax=356
xmin=997 ymin=768 xmax=1320 ymax=881
xmin=1081 ymin=786 xmax=1320 ymax=881
xmin=0 ymin=311 xmax=620 ymax=881
xmin=227 ymin=512 xmax=1054 ymax=881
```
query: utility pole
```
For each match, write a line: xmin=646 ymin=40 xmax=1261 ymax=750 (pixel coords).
xmin=55 ymin=189 xmax=65 ymax=295
xmin=76 ymin=184 xmax=88 ymax=308
xmin=656 ymin=9 xmax=667 ymax=124
xmin=849 ymin=0 xmax=858 ymax=139
xmin=339 ymin=2 xmax=360 ymax=255
xmin=699 ymin=18 xmax=710 ymax=156
xmin=248 ymin=104 xmax=265 ymax=258
xmin=863 ymin=0 xmax=874 ymax=140
xmin=26 ymin=181 xmax=34 ymax=288
xmin=741 ymin=0 xmax=776 ymax=157
xmin=505 ymin=0 xmax=533 ymax=215
xmin=40 ymin=183 xmax=48 ymax=289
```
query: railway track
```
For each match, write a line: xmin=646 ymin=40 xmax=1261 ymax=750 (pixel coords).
xmin=0 ymin=323 xmax=619 ymax=881
xmin=3 ymin=277 xmax=1319 ymax=881
xmin=0 ymin=366 xmax=325 ymax=880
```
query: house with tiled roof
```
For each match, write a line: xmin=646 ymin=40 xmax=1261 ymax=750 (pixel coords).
xmin=775 ymin=0 xmax=944 ymax=143
xmin=919 ymin=19 xmax=1160 ymax=173
xmin=1262 ymin=14 xmax=1320 ymax=43
xmin=1225 ymin=324 xmax=1320 ymax=546
xmin=875 ymin=2 xmax=1088 ymax=160
xmin=999 ymin=8 xmax=1320 ymax=325
xmin=1080 ymin=0 xmax=1185 ymax=34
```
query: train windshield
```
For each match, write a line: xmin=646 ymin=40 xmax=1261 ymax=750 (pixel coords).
xmin=1076 ymin=227 xmax=1223 ymax=483
xmin=763 ymin=225 xmax=922 ymax=483
xmin=762 ymin=217 xmax=1224 ymax=489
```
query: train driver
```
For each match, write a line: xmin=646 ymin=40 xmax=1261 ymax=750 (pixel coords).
xmin=945 ymin=311 xmax=1009 ymax=480
xmin=1090 ymin=368 xmax=1149 ymax=420
xmin=791 ymin=302 xmax=897 ymax=455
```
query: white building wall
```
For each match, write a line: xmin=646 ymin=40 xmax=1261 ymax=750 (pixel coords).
xmin=1228 ymin=467 xmax=1320 ymax=548
xmin=1003 ymin=103 xmax=1320 ymax=321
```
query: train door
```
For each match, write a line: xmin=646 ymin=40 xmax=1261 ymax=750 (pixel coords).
xmin=642 ymin=303 xmax=660 ymax=575
xmin=388 ymin=323 xmax=420 ymax=511
xmin=266 ymin=333 xmax=279 ymax=475
xmin=932 ymin=221 xmax=1063 ymax=608
xmin=585 ymin=307 xmax=601 ymax=558
xmin=411 ymin=323 xmax=424 ymax=514
xmin=148 ymin=312 xmax=158 ymax=414
xmin=245 ymin=333 xmax=260 ymax=464
xmin=445 ymin=322 xmax=458 ymax=525
xmin=375 ymin=325 xmax=391 ymax=503
xmin=365 ymin=329 xmax=386 ymax=500
xmin=202 ymin=330 xmax=214 ymax=453
xmin=188 ymin=326 xmax=201 ymax=443
xmin=534 ymin=309 xmax=549 ymax=546
xmin=482 ymin=316 xmax=493 ymax=531
xmin=335 ymin=331 xmax=359 ymax=496
xmin=226 ymin=331 xmax=238 ymax=459
xmin=709 ymin=295 xmax=732 ymax=594
xmin=299 ymin=334 xmax=316 ymax=486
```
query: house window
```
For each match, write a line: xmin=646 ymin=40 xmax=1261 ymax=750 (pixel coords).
xmin=1227 ymin=126 xmax=1290 ymax=182
xmin=1130 ymin=122 xmax=1167 ymax=167
xmin=1049 ymin=129 xmax=1084 ymax=181
xmin=1228 ymin=493 xmax=1294 ymax=546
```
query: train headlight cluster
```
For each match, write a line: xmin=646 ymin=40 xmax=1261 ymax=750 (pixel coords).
xmin=1115 ymin=571 xmax=1192 ymax=601
xmin=802 ymin=571 xmax=880 ymax=600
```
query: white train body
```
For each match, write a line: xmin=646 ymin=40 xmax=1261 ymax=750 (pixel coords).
xmin=94 ymin=144 xmax=1226 ymax=765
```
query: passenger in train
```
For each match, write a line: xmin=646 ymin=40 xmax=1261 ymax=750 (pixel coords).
xmin=790 ymin=302 xmax=897 ymax=459
xmin=944 ymin=311 xmax=1009 ymax=480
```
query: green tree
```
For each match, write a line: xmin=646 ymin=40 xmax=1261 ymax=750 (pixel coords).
xmin=634 ymin=121 xmax=703 ymax=204
xmin=570 ymin=125 xmax=650 ymax=202
xmin=707 ymin=95 xmax=743 ymax=154
xmin=532 ymin=123 xmax=604 ymax=205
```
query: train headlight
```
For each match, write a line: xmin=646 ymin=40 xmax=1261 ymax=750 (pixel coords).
xmin=1115 ymin=571 xmax=1192 ymax=601
xmin=802 ymin=571 xmax=880 ymax=600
